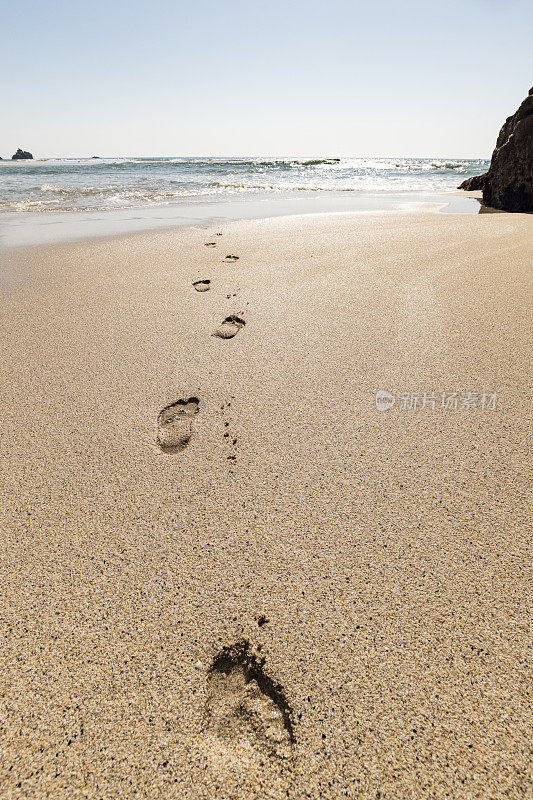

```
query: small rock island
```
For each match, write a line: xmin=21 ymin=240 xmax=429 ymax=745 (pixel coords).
xmin=12 ymin=148 xmax=33 ymax=160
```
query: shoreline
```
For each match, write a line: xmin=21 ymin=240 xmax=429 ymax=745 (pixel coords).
xmin=1 ymin=210 xmax=531 ymax=798
xmin=0 ymin=189 xmax=483 ymax=248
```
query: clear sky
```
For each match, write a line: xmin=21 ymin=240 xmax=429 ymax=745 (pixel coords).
xmin=2 ymin=0 xmax=531 ymax=158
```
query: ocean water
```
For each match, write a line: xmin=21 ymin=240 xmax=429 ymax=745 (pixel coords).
xmin=0 ymin=156 xmax=488 ymax=213
xmin=0 ymin=157 xmax=490 ymax=247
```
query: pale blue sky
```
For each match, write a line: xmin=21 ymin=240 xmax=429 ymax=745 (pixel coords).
xmin=2 ymin=0 xmax=531 ymax=158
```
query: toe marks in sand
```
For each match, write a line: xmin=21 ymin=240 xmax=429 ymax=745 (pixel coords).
xmin=157 ymin=397 xmax=199 ymax=453
xmin=221 ymin=400 xmax=238 ymax=469
xmin=213 ymin=315 xmax=246 ymax=340
xmin=204 ymin=640 xmax=294 ymax=763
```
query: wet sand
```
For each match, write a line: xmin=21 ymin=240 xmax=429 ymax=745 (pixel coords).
xmin=0 ymin=211 xmax=531 ymax=799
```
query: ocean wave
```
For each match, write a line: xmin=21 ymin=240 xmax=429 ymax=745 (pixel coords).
xmin=429 ymin=161 xmax=469 ymax=172
xmin=0 ymin=156 xmax=490 ymax=213
xmin=40 ymin=183 xmax=103 ymax=194
xmin=254 ymin=158 xmax=341 ymax=167
xmin=208 ymin=181 xmax=356 ymax=192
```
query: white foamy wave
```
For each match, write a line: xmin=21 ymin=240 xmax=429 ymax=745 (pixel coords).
xmin=40 ymin=184 xmax=121 ymax=196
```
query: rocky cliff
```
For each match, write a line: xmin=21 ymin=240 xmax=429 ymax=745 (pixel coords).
xmin=459 ymin=88 xmax=532 ymax=212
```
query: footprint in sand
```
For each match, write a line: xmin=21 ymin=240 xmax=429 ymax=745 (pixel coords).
xmin=156 ymin=397 xmax=199 ymax=452
xmin=193 ymin=279 xmax=211 ymax=292
xmin=202 ymin=640 xmax=294 ymax=770
xmin=205 ymin=242 xmax=216 ymax=247
xmin=224 ymin=254 xmax=239 ymax=262
xmin=213 ymin=315 xmax=246 ymax=340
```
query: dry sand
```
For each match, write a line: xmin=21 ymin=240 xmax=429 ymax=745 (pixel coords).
xmin=0 ymin=211 xmax=531 ymax=799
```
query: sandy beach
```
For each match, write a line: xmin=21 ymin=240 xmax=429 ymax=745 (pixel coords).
xmin=0 ymin=210 xmax=531 ymax=799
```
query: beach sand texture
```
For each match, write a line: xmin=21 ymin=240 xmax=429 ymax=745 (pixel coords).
xmin=0 ymin=211 xmax=531 ymax=799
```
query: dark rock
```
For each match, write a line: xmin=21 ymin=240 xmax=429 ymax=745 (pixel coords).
xmin=482 ymin=88 xmax=532 ymax=212
xmin=459 ymin=88 xmax=532 ymax=212
xmin=12 ymin=148 xmax=33 ymax=160
xmin=458 ymin=173 xmax=487 ymax=191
